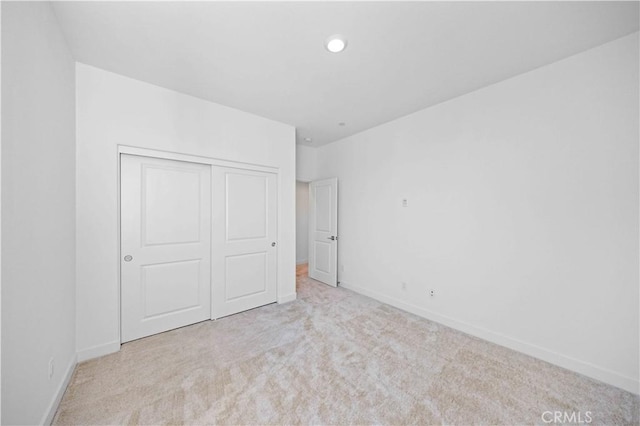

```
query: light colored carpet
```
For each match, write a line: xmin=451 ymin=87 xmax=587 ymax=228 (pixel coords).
xmin=54 ymin=272 xmax=639 ymax=425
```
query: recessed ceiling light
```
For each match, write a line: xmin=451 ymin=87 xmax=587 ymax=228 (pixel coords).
xmin=304 ymin=137 xmax=313 ymax=143
xmin=325 ymin=35 xmax=347 ymax=53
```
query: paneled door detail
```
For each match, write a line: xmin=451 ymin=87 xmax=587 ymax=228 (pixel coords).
xmin=121 ymin=154 xmax=211 ymax=342
xmin=309 ymin=178 xmax=338 ymax=286
xmin=212 ymin=167 xmax=277 ymax=318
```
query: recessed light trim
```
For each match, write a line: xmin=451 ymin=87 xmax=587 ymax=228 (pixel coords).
xmin=325 ymin=35 xmax=347 ymax=53
xmin=304 ymin=137 xmax=313 ymax=143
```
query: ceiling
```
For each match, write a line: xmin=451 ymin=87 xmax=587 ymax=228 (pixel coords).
xmin=52 ymin=1 xmax=639 ymax=146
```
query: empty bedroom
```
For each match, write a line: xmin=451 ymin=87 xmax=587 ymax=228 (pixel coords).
xmin=1 ymin=1 xmax=639 ymax=424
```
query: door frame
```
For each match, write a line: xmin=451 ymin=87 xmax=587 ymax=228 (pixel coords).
xmin=117 ymin=145 xmax=279 ymax=344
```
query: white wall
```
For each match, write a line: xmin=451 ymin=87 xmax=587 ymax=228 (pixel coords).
xmin=316 ymin=33 xmax=639 ymax=393
xmin=296 ymin=144 xmax=317 ymax=182
xmin=0 ymin=4 xmax=4 ymax=421
xmin=296 ymin=181 xmax=309 ymax=264
xmin=76 ymin=64 xmax=296 ymax=360
xmin=1 ymin=2 xmax=77 ymax=424
xmin=1 ymin=4 xmax=4 ymax=421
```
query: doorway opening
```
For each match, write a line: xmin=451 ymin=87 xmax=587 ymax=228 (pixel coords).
xmin=296 ymin=180 xmax=310 ymax=280
xmin=296 ymin=177 xmax=338 ymax=287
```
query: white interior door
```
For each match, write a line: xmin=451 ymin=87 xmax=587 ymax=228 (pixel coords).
xmin=309 ymin=177 xmax=338 ymax=286
xmin=121 ymin=154 xmax=211 ymax=343
xmin=212 ymin=167 xmax=277 ymax=318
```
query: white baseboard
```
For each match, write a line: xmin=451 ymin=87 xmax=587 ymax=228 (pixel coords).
xmin=339 ymin=281 xmax=639 ymax=395
xmin=41 ymin=353 xmax=77 ymax=426
xmin=278 ymin=292 xmax=297 ymax=304
xmin=77 ymin=340 xmax=120 ymax=363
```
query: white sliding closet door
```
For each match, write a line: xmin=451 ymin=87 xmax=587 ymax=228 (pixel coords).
xmin=121 ymin=154 xmax=211 ymax=342
xmin=212 ymin=166 xmax=278 ymax=318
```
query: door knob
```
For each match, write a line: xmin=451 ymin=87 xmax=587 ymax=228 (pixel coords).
xmin=271 ymin=242 xmax=276 ymax=247
xmin=124 ymin=255 xmax=133 ymax=262
xmin=327 ymin=236 xmax=336 ymax=241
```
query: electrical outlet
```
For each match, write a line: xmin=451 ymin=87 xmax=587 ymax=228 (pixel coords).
xmin=429 ymin=289 xmax=435 ymax=297
xmin=48 ymin=357 xmax=55 ymax=379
